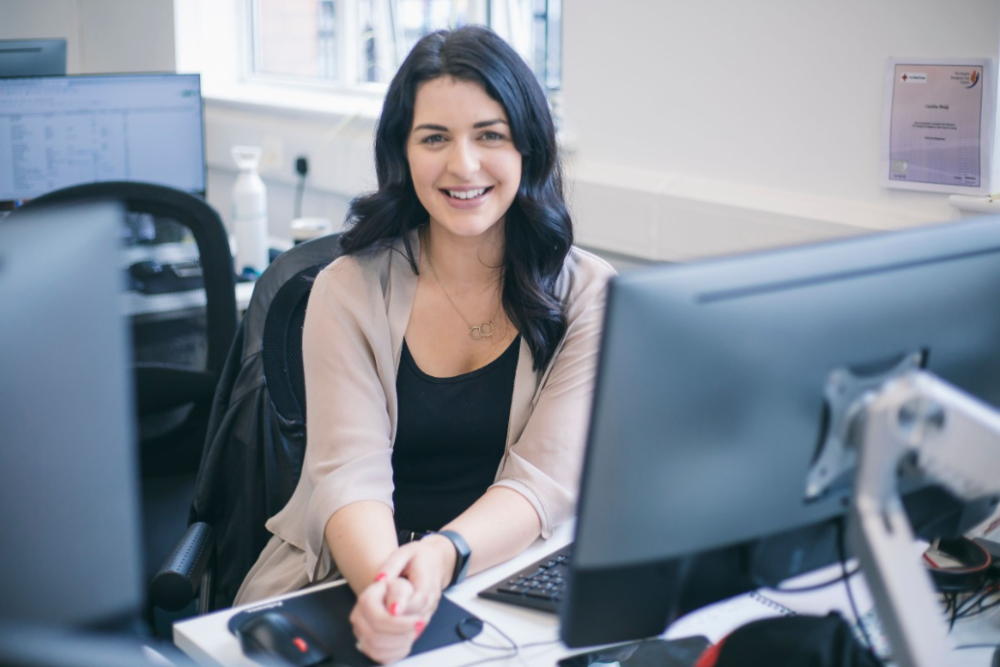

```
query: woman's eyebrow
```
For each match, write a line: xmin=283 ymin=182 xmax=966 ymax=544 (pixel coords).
xmin=413 ymin=123 xmax=449 ymax=132
xmin=412 ymin=119 xmax=509 ymax=132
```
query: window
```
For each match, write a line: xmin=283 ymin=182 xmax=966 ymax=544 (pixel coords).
xmin=249 ymin=0 xmax=561 ymax=94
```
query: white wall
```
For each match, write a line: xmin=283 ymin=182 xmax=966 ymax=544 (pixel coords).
xmin=0 ymin=0 xmax=176 ymax=74
xmin=6 ymin=1 xmax=1000 ymax=261
xmin=201 ymin=103 xmax=369 ymax=240
xmin=562 ymin=1 xmax=1000 ymax=260
xmin=0 ymin=0 xmax=83 ymax=72
xmin=77 ymin=0 xmax=176 ymax=74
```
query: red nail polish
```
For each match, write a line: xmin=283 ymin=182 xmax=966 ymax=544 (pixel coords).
xmin=389 ymin=602 xmax=399 ymax=616
xmin=415 ymin=620 xmax=425 ymax=635
xmin=374 ymin=573 xmax=387 ymax=583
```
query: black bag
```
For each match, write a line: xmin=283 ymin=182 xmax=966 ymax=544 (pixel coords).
xmin=713 ymin=613 xmax=880 ymax=667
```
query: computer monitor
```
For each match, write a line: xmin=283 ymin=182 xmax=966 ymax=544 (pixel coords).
xmin=0 ymin=39 xmax=67 ymax=77
xmin=0 ymin=73 xmax=206 ymax=206
xmin=0 ymin=201 xmax=144 ymax=629
xmin=561 ymin=217 xmax=1000 ymax=647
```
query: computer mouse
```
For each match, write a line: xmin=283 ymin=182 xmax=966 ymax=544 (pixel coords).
xmin=129 ymin=260 xmax=163 ymax=279
xmin=234 ymin=610 xmax=332 ymax=667
xmin=128 ymin=260 xmax=164 ymax=293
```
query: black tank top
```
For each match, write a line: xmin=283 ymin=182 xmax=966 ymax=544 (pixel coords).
xmin=391 ymin=336 xmax=520 ymax=532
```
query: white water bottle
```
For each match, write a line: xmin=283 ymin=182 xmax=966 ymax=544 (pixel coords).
xmin=231 ymin=146 xmax=269 ymax=278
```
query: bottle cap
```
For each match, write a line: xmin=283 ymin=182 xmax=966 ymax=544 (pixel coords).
xmin=232 ymin=146 xmax=262 ymax=171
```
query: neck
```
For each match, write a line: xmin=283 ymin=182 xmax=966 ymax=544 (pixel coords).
xmin=422 ymin=224 xmax=504 ymax=290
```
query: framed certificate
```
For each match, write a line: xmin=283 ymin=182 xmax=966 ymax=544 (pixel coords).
xmin=880 ymin=57 xmax=996 ymax=194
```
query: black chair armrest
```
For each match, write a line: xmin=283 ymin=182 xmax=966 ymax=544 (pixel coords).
xmin=151 ymin=522 xmax=214 ymax=612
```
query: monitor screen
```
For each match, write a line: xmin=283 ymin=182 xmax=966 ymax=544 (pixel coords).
xmin=0 ymin=73 xmax=206 ymax=205
xmin=0 ymin=201 xmax=144 ymax=629
xmin=0 ymin=39 xmax=67 ymax=77
xmin=561 ymin=217 xmax=1000 ymax=647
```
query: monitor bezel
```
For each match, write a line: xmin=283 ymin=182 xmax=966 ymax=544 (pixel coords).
xmin=0 ymin=38 xmax=67 ymax=78
xmin=0 ymin=71 xmax=207 ymax=207
xmin=561 ymin=217 xmax=1000 ymax=647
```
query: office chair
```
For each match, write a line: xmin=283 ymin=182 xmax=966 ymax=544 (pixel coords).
xmin=11 ymin=182 xmax=238 ymax=605
xmin=151 ymin=233 xmax=345 ymax=617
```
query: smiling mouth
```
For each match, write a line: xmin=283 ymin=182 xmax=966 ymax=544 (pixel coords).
xmin=442 ymin=187 xmax=493 ymax=200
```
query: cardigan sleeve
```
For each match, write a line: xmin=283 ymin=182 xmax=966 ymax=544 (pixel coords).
xmin=299 ymin=258 xmax=398 ymax=563
xmin=491 ymin=251 xmax=616 ymax=537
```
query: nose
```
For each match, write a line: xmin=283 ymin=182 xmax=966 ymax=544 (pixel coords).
xmin=447 ymin=138 xmax=479 ymax=180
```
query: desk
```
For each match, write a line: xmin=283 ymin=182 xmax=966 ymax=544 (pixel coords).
xmin=175 ymin=526 xmax=572 ymax=667
xmin=235 ymin=281 xmax=255 ymax=313
xmin=125 ymin=235 xmax=287 ymax=319
xmin=174 ymin=523 xmax=1000 ymax=667
xmin=121 ymin=257 xmax=262 ymax=320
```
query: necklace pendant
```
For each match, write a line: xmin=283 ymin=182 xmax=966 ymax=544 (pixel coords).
xmin=470 ymin=321 xmax=495 ymax=340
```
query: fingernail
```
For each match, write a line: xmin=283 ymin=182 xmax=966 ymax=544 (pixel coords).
xmin=415 ymin=620 xmax=425 ymax=635
xmin=374 ymin=573 xmax=387 ymax=583
xmin=389 ymin=602 xmax=399 ymax=616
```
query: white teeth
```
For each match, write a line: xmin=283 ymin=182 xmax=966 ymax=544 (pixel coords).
xmin=447 ymin=188 xmax=487 ymax=200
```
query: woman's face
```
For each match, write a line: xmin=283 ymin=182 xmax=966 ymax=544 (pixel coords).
xmin=407 ymin=77 xmax=522 ymax=242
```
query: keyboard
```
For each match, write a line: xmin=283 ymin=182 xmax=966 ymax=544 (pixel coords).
xmin=477 ymin=544 xmax=573 ymax=613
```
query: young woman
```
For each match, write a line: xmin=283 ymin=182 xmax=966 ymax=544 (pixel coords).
xmin=234 ymin=25 xmax=615 ymax=663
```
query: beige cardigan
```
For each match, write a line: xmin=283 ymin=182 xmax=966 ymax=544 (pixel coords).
xmin=234 ymin=229 xmax=615 ymax=605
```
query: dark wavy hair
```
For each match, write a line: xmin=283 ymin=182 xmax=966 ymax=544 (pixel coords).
xmin=339 ymin=25 xmax=573 ymax=370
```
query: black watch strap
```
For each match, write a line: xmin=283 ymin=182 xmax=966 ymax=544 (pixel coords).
xmin=436 ymin=530 xmax=471 ymax=588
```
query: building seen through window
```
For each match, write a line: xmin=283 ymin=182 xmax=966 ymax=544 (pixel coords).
xmin=250 ymin=0 xmax=561 ymax=94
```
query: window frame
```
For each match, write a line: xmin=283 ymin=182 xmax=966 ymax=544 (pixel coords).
xmin=242 ymin=0 xmax=559 ymax=97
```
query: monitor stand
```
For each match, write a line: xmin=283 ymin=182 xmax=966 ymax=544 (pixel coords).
xmin=819 ymin=370 xmax=1000 ymax=667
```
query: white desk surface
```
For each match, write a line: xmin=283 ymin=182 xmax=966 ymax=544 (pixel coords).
xmin=232 ymin=234 xmax=295 ymax=312
xmin=175 ymin=526 xmax=572 ymax=667
xmin=174 ymin=523 xmax=1000 ymax=667
xmin=235 ymin=281 xmax=255 ymax=312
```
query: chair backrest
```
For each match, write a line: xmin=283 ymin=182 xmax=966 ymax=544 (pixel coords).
xmin=13 ymin=182 xmax=238 ymax=478
xmin=191 ymin=233 xmax=344 ymax=610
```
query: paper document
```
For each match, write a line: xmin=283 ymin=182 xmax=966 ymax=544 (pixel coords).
xmin=881 ymin=58 xmax=995 ymax=194
xmin=664 ymin=591 xmax=794 ymax=643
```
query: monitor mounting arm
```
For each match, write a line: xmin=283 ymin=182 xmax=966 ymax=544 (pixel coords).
xmin=845 ymin=370 xmax=1000 ymax=667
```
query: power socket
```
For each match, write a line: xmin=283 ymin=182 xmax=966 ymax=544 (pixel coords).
xmin=259 ymin=135 xmax=284 ymax=173
xmin=295 ymin=156 xmax=309 ymax=177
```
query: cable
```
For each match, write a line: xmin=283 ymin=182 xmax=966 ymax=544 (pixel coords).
xmin=454 ymin=619 xmax=518 ymax=667
xmin=975 ymin=589 xmax=1000 ymax=615
xmin=453 ymin=619 xmax=562 ymax=667
xmin=950 ymin=582 xmax=988 ymax=629
xmin=761 ymin=565 xmax=862 ymax=594
xmin=953 ymin=585 xmax=1000 ymax=622
xmin=942 ymin=591 xmax=958 ymax=628
xmin=293 ymin=156 xmax=308 ymax=221
xmin=837 ymin=518 xmax=879 ymax=660
xmin=294 ymin=176 xmax=305 ymax=220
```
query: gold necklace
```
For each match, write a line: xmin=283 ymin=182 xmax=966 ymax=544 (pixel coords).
xmin=425 ymin=246 xmax=500 ymax=340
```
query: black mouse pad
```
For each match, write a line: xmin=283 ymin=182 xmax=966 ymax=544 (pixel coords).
xmin=228 ymin=582 xmax=483 ymax=666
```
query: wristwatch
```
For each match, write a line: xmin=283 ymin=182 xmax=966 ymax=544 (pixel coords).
xmin=436 ymin=530 xmax=472 ymax=588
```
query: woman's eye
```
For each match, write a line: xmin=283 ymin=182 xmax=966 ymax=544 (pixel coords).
xmin=421 ymin=134 xmax=446 ymax=145
xmin=481 ymin=131 xmax=505 ymax=141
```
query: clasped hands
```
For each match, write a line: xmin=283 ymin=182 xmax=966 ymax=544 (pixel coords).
xmin=350 ymin=534 xmax=458 ymax=664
